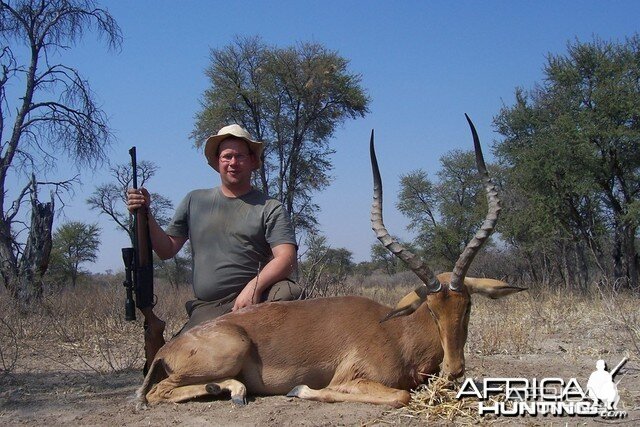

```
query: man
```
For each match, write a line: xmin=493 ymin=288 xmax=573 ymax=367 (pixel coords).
xmin=127 ymin=124 xmax=301 ymax=360
xmin=586 ymin=359 xmax=620 ymax=410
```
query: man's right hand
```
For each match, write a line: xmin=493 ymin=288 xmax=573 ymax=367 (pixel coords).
xmin=127 ymin=187 xmax=151 ymax=213
xmin=127 ymin=187 xmax=187 ymax=260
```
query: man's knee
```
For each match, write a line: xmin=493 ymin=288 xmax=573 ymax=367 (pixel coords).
xmin=263 ymin=280 xmax=303 ymax=302
xmin=177 ymin=296 xmax=235 ymax=335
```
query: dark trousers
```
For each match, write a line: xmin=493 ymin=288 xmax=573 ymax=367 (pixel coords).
xmin=177 ymin=280 xmax=303 ymax=334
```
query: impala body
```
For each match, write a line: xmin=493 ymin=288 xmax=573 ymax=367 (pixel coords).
xmin=137 ymin=116 xmax=524 ymax=407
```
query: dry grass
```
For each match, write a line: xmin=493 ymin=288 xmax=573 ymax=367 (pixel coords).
xmin=464 ymin=283 xmax=640 ymax=358
xmin=345 ymin=271 xmax=418 ymax=306
xmin=0 ymin=317 xmax=18 ymax=376
xmin=0 ymin=277 xmax=192 ymax=376
xmin=466 ymin=291 xmax=538 ymax=355
xmin=598 ymin=287 xmax=640 ymax=356
xmin=397 ymin=377 xmax=489 ymax=425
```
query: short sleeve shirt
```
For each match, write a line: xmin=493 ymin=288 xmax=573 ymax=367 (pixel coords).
xmin=165 ymin=187 xmax=296 ymax=301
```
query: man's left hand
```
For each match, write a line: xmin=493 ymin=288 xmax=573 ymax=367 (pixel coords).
xmin=232 ymin=281 xmax=261 ymax=311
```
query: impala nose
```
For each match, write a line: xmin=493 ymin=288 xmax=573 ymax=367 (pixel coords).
xmin=444 ymin=362 xmax=465 ymax=380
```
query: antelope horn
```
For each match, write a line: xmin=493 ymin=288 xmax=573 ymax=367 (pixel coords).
xmin=449 ymin=115 xmax=502 ymax=292
xmin=370 ymin=130 xmax=441 ymax=307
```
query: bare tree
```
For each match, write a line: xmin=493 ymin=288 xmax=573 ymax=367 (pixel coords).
xmin=87 ymin=160 xmax=173 ymax=238
xmin=0 ymin=0 xmax=121 ymax=304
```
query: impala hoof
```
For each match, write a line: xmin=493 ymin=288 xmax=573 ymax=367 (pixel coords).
xmin=231 ymin=395 xmax=247 ymax=405
xmin=135 ymin=401 xmax=149 ymax=411
xmin=286 ymin=385 xmax=310 ymax=398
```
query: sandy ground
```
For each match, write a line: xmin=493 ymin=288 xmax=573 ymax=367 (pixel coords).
xmin=1 ymin=331 xmax=638 ymax=426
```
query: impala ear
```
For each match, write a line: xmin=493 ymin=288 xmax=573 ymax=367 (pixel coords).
xmin=380 ymin=290 xmax=424 ymax=323
xmin=464 ymin=277 xmax=526 ymax=299
xmin=394 ymin=290 xmax=422 ymax=310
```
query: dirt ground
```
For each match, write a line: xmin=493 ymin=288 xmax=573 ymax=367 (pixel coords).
xmin=1 ymin=331 xmax=638 ymax=426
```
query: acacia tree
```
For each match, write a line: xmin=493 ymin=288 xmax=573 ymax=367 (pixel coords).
xmin=495 ymin=35 xmax=640 ymax=288
xmin=192 ymin=36 xmax=370 ymax=234
xmin=49 ymin=221 xmax=100 ymax=287
xmin=298 ymin=233 xmax=354 ymax=297
xmin=0 ymin=0 xmax=121 ymax=303
xmin=370 ymin=238 xmax=413 ymax=276
xmin=397 ymin=150 xmax=491 ymax=270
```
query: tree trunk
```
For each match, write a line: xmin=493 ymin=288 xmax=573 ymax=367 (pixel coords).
xmin=575 ymin=241 xmax=590 ymax=291
xmin=14 ymin=192 xmax=55 ymax=305
xmin=623 ymin=225 xmax=639 ymax=289
xmin=560 ymin=241 xmax=572 ymax=290
xmin=173 ymin=255 xmax=188 ymax=287
xmin=613 ymin=222 xmax=625 ymax=285
xmin=0 ymin=221 xmax=19 ymax=294
xmin=525 ymin=251 xmax=539 ymax=284
xmin=542 ymin=250 xmax=551 ymax=287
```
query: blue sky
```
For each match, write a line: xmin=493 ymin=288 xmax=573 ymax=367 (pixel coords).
xmin=23 ymin=0 xmax=639 ymax=273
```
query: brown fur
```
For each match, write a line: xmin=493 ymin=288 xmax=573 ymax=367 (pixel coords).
xmin=136 ymin=275 xmax=523 ymax=407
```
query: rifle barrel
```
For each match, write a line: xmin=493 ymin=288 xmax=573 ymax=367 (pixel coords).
xmin=611 ymin=357 xmax=628 ymax=378
xmin=129 ymin=147 xmax=138 ymax=189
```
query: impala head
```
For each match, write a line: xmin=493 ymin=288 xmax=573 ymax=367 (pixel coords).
xmin=371 ymin=114 xmax=524 ymax=379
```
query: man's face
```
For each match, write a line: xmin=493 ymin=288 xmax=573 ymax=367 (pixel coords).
xmin=216 ymin=138 xmax=258 ymax=188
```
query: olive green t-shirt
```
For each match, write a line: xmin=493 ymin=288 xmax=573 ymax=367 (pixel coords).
xmin=165 ymin=187 xmax=296 ymax=301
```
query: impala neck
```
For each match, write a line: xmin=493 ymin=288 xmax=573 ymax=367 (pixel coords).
xmin=397 ymin=302 xmax=444 ymax=378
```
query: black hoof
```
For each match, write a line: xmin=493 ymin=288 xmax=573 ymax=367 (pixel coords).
xmin=232 ymin=395 xmax=247 ymax=405
xmin=205 ymin=383 xmax=222 ymax=395
xmin=286 ymin=385 xmax=305 ymax=398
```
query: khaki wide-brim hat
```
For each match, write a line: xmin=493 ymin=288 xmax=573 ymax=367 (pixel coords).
xmin=204 ymin=124 xmax=263 ymax=171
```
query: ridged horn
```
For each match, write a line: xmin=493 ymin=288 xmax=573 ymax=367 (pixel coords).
xmin=449 ymin=115 xmax=502 ymax=292
xmin=370 ymin=130 xmax=442 ymax=303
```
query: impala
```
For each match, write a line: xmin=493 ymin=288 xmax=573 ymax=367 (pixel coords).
xmin=136 ymin=115 xmax=524 ymax=408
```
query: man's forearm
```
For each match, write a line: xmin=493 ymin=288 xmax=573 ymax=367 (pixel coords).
xmin=232 ymin=244 xmax=296 ymax=311
xmin=252 ymin=262 xmax=290 ymax=294
xmin=146 ymin=212 xmax=185 ymax=260
xmin=252 ymin=246 xmax=297 ymax=294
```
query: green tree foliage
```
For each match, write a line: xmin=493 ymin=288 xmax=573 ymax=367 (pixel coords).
xmin=299 ymin=233 xmax=354 ymax=297
xmin=494 ymin=35 xmax=640 ymax=289
xmin=192 ymin=36 xmax=370 ymax=234
xmin=0 ymin=0 xmax=121 ymax=303
xmin=370 ymin=238 xmax=414 ymax=276
xmin=48 ymin=221 xmax=100 ymax=287
xmin=397 ymin=150 xmax=490 ymax=270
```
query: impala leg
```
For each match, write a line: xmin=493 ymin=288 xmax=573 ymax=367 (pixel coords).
xmin=145 ymin=322 xmax=251 ymax=404
xmin=287 ymin=379 xmax=411 ymax=408
xmin=205 ymin=378 xmax=248 ymax=405
xmin=146 ymin=377 xmax=248 ymax=404
xmin=149 ymin=382 xmax=210 ymax=403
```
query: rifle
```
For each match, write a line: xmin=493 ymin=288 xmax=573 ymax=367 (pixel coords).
xmin=122 ymin=146 xmax=165 ymax=374
xmin=611 ymin=357 xmax=628 ymax=379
